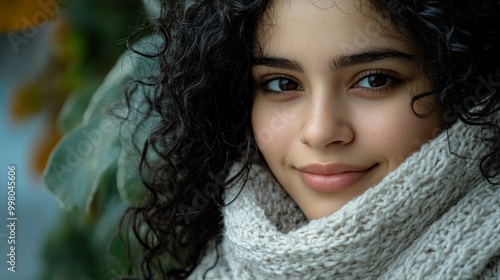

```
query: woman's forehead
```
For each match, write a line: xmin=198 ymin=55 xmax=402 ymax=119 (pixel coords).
xmin=254 ymin=0 xmax=412 ymax=58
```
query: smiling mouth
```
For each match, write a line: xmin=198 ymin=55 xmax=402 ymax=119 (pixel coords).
xmin=298 ymin=164 xmax=376 ymax=192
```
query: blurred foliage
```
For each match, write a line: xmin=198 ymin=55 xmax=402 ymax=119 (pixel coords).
xmin=8 ymin=0 xmax=147 ymax=175
xmin=44 ymin=41 xmax=156 ymax=214
xmin=0 ymin=0 xmax=154 ymax=279
xmin=43 ymin=41 xmax=159 ymax=277
xmin=0 ymin=0 xmax=60 ymax=32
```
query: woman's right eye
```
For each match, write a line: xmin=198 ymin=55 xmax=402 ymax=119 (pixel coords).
xmin=261 ymin=77 xmax=303 ymax=94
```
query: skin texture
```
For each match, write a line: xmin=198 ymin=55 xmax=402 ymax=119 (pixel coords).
xmin=251 ymin=0 xmax=445 ymax=219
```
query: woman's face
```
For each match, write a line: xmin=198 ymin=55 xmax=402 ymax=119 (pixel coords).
xmin=251 ymin=0 xmax=445 ymax=219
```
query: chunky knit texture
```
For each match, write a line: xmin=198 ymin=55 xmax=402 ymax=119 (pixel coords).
xmin=189 ymin=121 xmax=500 ymax=280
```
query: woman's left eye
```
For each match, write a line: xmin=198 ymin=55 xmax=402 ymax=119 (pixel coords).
xmin=266 ymin=78 xmax=302 ymax=92
xmin=256 ymin=76 xmax=304 ymax=96
xmin=355 ymin=72 xmax=400 ymax=91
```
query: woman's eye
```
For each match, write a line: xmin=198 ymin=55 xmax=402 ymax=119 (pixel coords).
xmin=265 ymin=78 xmax=303 ymax=92
xmin=356 ymin=73 xmax=398 ymax=90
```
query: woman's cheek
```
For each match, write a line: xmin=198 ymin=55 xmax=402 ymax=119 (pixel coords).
xmin=252 ymin=102 xmax=297 ymax=151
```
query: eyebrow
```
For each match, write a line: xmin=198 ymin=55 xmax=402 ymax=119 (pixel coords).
xmin=253 ymin=57 xmax=304 ymax=72
xmin=331 ymin=48 xmax=415 ymax=71
xmin=252 ymin=48 xmax=415 ymax=72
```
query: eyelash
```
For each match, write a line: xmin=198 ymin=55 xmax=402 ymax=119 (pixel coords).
xmin=255 ymin=74 xmax=301 ymax=96
xmin=353 ymin=70 xmax=402 ymax=94
xmin=255 ymin=70 xmax=402 ymax=96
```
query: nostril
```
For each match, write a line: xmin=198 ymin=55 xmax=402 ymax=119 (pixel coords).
xmin=299 ymin=119 xmax=355 ymax=149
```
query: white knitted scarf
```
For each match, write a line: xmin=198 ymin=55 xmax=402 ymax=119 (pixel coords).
xmin=191 ymin=121 xmax=500 ymax=280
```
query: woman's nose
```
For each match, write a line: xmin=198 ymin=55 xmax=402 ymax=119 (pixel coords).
xmin=299 ymin=94 xmax=354 ymax=149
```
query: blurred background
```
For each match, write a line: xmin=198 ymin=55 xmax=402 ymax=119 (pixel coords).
xmin=0 ymin=1 xmax=149 ymax=279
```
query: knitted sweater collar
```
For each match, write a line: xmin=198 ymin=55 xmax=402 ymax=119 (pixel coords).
xmin=215 ymin=121 xmax=500 ymax=279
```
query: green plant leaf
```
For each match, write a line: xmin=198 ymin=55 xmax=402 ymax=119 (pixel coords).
xmin=44 ymin=35 xmax=161 ymax=212
xmin=116 ymin=149 xmax=148 ymax=207
xmin=57 ymin=85 xmax=96 ymax=133
xmin=43 ymin=119 xmax=121 ymax=213
xmin=83 ymin=37 xmax=160 ymax=124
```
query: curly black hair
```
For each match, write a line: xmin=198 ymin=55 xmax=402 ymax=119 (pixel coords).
xmin=119 ymin=0 xmax=500 ymax=279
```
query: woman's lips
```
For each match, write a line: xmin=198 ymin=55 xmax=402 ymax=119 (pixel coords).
xmin=298 ymin=163 xmax=375 ymax=192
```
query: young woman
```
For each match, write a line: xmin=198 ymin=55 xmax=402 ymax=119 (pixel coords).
xmin=122 ymin=0 xmax=500 ymax=278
